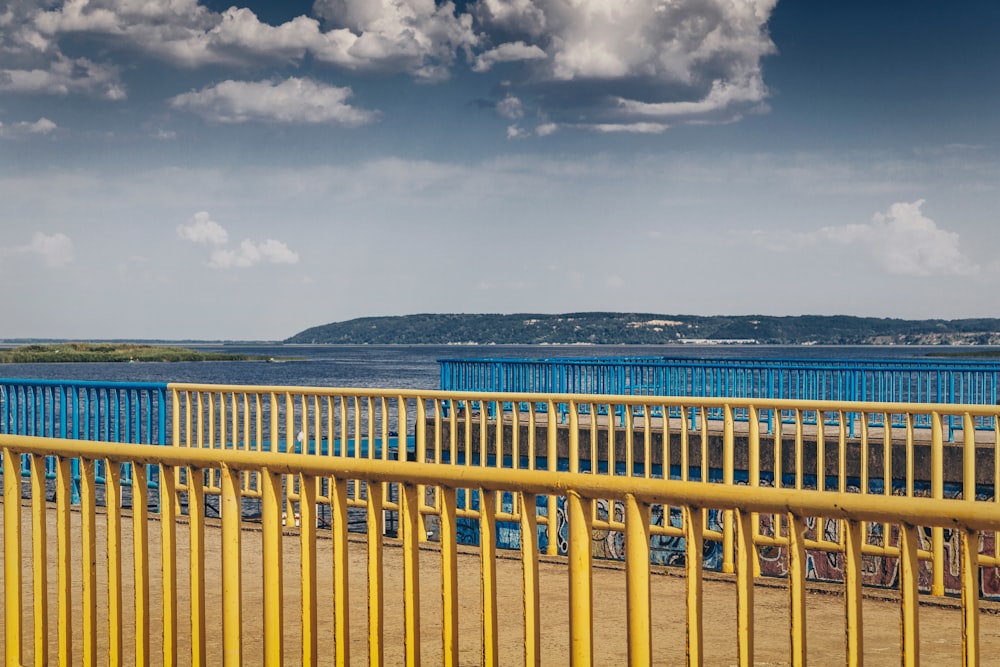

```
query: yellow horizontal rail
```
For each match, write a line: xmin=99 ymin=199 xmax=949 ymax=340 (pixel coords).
xmin=2 ymin=434 xmax=998 ymax=531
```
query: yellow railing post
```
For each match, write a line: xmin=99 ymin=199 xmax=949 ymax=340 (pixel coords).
xmin=81 ymin=458 xmax=98 ymax=665
xmin=132 ymin=463 xmax=150 ymax=666
xmin=520 ymin=489 xmax=541 ymax=667
xmin=748 ymin=406 xmax=761 ymax=578
xmin=262 ymin=468 xmax=285 ymax=665
xmin=160 ymin=464 xmax=178 ymax=666
xmin=844 ymin=519 xmax=864 ymax=667
xmin=440 ymin=486 xmax=459 ymax=667
xmin=3 ymin=448 xmax=23 ymax=666
xmin=220 ymin=463 xmax=243 ymax=666
xmin=624 ymin=494 xmax=652 ymax=666
xmin=331 ymin=475 xmax=351 ymax=665
xmin=900 ymin=522 xmax=921 ymax=666
xmin=188 ymin=466 xmax=207 ymax=667
xmin=368 ymin=480 xmax=385 ymax=667
xmin=787 ymin=513 xmax=807 ymax=666
xmin=735 ymin=508 xmax=754 ymax=667
xmin=56 ymin=455 xmax=73 ymax=666
xmin=723 ymin=405 xmax=735 ymax=574
xmin=960 ymin=527 xmax=980 ymax=667
xmin=30 ymin=453 xmax=48 ymax=667
xmin=417 ymin=399 xmax=429 ymax=541
xmin=685 ymin=504 xmax=704 ymax=666
xmin=964 ymin=412 xmax=976 ymax=501
xmin=479 ymin=488 xmax=499 ymax=666
xmin=546 ymin=399 xmax=558 ymax=556
xmin=931 ymin=412 xmax=945 ymax=596
xmin=106 ymin=459 xmax=124 ymax=667
xmin=299 ymin=474 xmax=317 ymax=666
xmin=402 ymin=481 xmax=422 ymax=667
xmin=567 ymin=489 xmax=593 ymax=665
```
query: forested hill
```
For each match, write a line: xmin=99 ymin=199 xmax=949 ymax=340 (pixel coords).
xmin=285 ymin=313 xmax=1000 ymax=346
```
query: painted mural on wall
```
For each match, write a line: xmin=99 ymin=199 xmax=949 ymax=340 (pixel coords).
xmin=446 ymin=480 xmax=1000 ymax=601
xmin=748 ymin=481 xmax=1000 ymax=600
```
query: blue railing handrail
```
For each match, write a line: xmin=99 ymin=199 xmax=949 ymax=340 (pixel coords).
xmin=0 ymin=378 xmax=168 ymax=390
xmin=438 ymin=357 xmax=1000 ymax=397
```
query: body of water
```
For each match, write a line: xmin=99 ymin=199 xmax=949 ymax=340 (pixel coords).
xmin=1 ymin=343 xmax=998 ymax=389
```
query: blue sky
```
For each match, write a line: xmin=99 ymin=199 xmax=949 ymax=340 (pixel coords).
xmin=2 ymin=0 xmax=998 ymax=340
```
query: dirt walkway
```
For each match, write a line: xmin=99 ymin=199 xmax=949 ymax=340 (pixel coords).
xmin=3 ymin=504 xmax=999 ymax=665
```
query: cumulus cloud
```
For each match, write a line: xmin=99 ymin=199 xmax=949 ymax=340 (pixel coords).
xmin=11 ymin=0 xmax=779 ymax=132
xmin=471 ymin=0 xmax=777 ymax=129
xmin=311 ymin=0 xmax=478 ymax=81
xmin=0 ymin=117 xmax=57 ymax=138
xmin=0 ymin=54 xmax=125 ymax=99
xmin=10 ymin=232 xmax=75 ymax=268
xmin=209 ymin=239 xmax=300 ymax=269
xmin=821 ymin=200 xmax=979 ymax=277
xmin=178 ymin=211 xmax=299 ymax=269
xmin=472 ymin=40 xmax=546 ymax=72
xmin=169 ymin=77 xmax=378 ymax=125
xmin=177 ymin=211 xmax=229 ymax=245
xmin=29 ymin=0 xmax=477 ymax=80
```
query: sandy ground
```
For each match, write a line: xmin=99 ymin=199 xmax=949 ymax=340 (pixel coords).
xmin=3 ymin=503 xmax=1000 ymax=666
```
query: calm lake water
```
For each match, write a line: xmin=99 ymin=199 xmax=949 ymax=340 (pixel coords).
xmin=2 ymin=344 xmax=998 ymax=389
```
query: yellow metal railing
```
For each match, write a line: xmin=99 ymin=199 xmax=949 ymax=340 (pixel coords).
xmin=2 ymin=432 xmax=996 ymax=665
xmin=168 ymin=385 xmax=1000 ymax=593
xmin=4 ymin=385 xmax=1000 ymax=661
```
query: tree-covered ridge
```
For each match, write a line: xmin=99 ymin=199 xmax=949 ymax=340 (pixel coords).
xmin=285 ymin=313 xmax=1000 ymax=346
xmin=0 ymin=343 xmax=266 ymax=363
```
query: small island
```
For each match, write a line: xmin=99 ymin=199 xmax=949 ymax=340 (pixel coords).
xmin=0 ymin=343 xmax=268 ymax=364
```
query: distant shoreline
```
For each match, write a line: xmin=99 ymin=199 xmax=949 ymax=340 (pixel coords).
xmin=284 ymin=313 xmax=1000 ymax=346
xmin=0 ymin=343 xmax=268 ymax=364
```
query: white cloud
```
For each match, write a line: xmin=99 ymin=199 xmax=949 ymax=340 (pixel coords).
xmin=11 ymin=232 xmax=75 ymax=268
xmin=613 ymin=74 xmax=769 ymax=120
xmin=209 ymin=238 xmax=300 ymax=269
xmin=0 ymin=117 xmax=57 ymax=138
xmin=30 ymin=0 xmax=477 ymax=80
xmin=170 ymin=77 xmax=378 ymax=125
xmin=177 ymin=211 xmax=299 ymax=269
xmin=506 ymin=124 xmax=530 ymax=139
xmin=821 ymin=200 xmax=979 ymax=277
xmin=177 ymin=211 xmax=229 ymax=245
xmin=472 ymin=0 xmax=547 ymax=37
xmin=534 ymin=122 xmax=558 ymax=137
xmin=0 ymin=53 xmax=125 ymax=99
xmin=11 ymin=0 xmax=778 ymax=133
xmin=496 ymin=93 xmax=523 ymax=119
xmin=472 ymin=40 xmax=546 ymax=72
xmin=311 ymin=0 xmax=478 ymax=81
xmin=577 ymin=122 xmax=668 ymax=134
xmin=472 ymin=0 xmax=777 ymax=130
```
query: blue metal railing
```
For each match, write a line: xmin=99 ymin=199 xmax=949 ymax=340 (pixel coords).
xmin=0 ymin=379 xmax=168 ymax=502
xmin=438 ymin=356 xmax=1000 ymax=435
